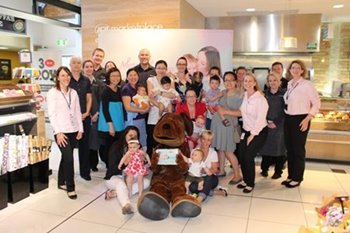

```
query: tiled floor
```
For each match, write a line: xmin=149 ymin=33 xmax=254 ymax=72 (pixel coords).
xmin=0 ymin=142 xmax=349 ymax=233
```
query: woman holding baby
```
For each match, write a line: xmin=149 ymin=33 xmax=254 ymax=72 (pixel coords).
xmin=121 ymin=68 xmax=149 ymax=147
xmin=188 ymin=130 xmax=226 ymax=203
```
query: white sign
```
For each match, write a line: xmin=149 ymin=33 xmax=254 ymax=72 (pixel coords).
xmin=97 ymin=29 xmax=233 ymax=78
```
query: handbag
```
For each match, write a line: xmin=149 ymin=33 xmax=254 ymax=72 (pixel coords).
xmin=233 ymin=124 xmax=241 ymax=143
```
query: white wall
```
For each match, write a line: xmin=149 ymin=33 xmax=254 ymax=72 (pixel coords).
xmin=0 ymin=0 xmax=32 ymax=12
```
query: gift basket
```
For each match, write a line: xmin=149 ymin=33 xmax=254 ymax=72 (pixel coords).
xmin=299 ymin=195 xmax=350 ymax=233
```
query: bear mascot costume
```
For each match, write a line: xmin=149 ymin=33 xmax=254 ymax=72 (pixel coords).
xmin=137 ymin=113 xmax=201 ymax=220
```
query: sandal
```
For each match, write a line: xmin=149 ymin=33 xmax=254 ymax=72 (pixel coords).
xmin=216 ymin=186 xmax=228 ymax=197
xmin=104 ymin=190 xmax=117 ymax=200
xmin=222 ymin=118 xmax=231 ymax=127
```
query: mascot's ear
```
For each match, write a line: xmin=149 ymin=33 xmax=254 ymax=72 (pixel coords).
xmin=179 ymin=113 xmax=193 ymax=136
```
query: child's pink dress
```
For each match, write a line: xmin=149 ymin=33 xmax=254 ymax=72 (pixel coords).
xmin=124 ymin=150 xmax=148 ymax=176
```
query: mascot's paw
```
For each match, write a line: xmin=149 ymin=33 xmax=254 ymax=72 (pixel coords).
xmin=137 ymin=191 xmax=170 ymax=220
xmin=171 ymin=199 xmax=201 ymax=218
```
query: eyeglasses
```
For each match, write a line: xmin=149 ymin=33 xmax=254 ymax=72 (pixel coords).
xmin=224 ymin=79 xmax=236 ymax=82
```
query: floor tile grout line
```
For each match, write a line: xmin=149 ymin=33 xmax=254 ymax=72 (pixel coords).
xmin=244 ymin=194 xmax=253 ymax=233
xmin=329 ymin=162 xmax=349 ymax=196
xmin=299 ymin=185 xmax=310 ymax=228
xmin=46 ymin=191 xmax=105 ymax=232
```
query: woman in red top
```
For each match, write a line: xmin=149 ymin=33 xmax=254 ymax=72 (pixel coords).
xmin=176 ymin=87 xmax=206 ymax=121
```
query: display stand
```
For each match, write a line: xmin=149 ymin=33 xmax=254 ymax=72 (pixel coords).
xmin=29 ymin=159 xmax=49 ymax=193
xmin=0 ymin=173 xmax=8 ymax=210
xmin=6 ymin=166 xmax=30 ymax=203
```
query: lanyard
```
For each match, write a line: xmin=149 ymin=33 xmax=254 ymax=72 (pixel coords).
xmin=61 ymin=89 xmax=71 ymax=109
xmin=285 ymin=81 xmax=300 ymax=101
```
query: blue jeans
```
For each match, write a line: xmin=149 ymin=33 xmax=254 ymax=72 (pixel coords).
xmin=189 ymin=175 xmax=218 ymax=201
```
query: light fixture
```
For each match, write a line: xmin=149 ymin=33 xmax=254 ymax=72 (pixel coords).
xmin=0 ymin=46 xmax=9 ymax=50
xmin=246 ymin=8 xmax=256 ymax=12
xmin=333 ymin=4 xmax=344 ymax=9
xmin=281 ymin=37 xmax=297 ymax=48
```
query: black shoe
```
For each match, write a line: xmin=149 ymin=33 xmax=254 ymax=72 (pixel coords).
xmin=285 ymin=181 xmax=301 ymax=188
xmin=260 ymin=170 xmax=268 ymax=177
xmin=271 ymin=173 xmax=282 ymax=179
xmin=281 ymin=179 xmax=292 ymax=186
xmin=237 ymin=183 xmax=247 ymax=189
xmin=67 ymin=191 xmax=77 ymax=199
xmin=243 ymin=186 xmax=254 ymax=193
xmin=81 ymin=175 xmax=91 ymax=181
xmin=91 ymin=167 xmax=98 ymax=172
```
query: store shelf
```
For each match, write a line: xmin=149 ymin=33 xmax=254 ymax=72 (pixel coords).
xmin=0 ymin=100 xmax=35 ymax=110
xmin=0 ymin=112 xmax=37 ymax=127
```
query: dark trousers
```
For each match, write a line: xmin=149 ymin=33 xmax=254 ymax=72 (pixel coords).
xmin=78 ymin=117 xmax=91 ymax=177
xmin=260 ymin=155 xmax=285 ymax=175
xmin=240 ymin=127 xmax=268 ymax=187
xmin=89 ymin=149 xmax=99 ymax=169
xmin=189 ymin=175 xmax=218 ymax=200
xmin=56 ymin=132 xmax=78 ymax=192
xmin=285 ymin=114 xmax=310 ymax=182
xmin=100 ymin=131 xmax=123 ymax=168
xmin=205 ymin=118 xmax=212 ymax=130
xmin=146 ymin=124 xmax=156 ymax=158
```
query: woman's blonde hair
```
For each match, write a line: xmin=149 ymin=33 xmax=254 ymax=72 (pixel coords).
xmin=200 ymin=130 xmax=214 ymax=141
xmin=244 ymin=72 xmax=262 ymax=92
xmin=265 ymin=72 xmax=281 ymax=88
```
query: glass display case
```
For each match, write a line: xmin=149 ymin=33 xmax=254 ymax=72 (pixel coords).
xmin=306 ymin=97 xmax=350 ymax=163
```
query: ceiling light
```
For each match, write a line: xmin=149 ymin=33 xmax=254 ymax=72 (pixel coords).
xmin=0 ymin=46 xmax=9 ymax=50
xmin=246 ymin=8 xmax=256 ymax=12
xmin=333 ymin=4 xmax=344 ymax=9
xmin=280 ymin=37 xmax=298 ymax=48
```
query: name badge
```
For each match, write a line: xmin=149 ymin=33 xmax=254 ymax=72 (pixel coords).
xmin=240 ymin=132 xmax=245 ymax=140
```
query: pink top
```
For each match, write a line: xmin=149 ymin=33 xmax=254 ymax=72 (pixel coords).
xmin=284 ymin=78 xmax=320 ymax=116
xmin=47 ymin=87 xmax=83 ymax=134
xmin=240 ymin=91 xmax=268 ymax=136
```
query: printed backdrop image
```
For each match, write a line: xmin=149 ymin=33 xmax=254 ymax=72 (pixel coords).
xmin=97 ymin=29 xmax=233 ymax=78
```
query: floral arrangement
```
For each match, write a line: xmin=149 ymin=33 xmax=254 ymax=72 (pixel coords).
xmin=299 ymin=195 xmax=350 ymax=233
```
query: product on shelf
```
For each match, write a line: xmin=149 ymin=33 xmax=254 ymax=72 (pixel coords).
xmin=0 ymin=84 xmax=33 ymax=105
xmin=28 ymin=135 xmax=51 ymax=164
xmin=0 ymin=89 xmax=25 ymax=98
xmin=0 ymin=133 xmax=29 ymax=173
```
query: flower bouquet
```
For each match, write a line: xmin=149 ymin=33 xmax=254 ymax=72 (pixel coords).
xmin=299 ymin=195 xmax=350 ymax=233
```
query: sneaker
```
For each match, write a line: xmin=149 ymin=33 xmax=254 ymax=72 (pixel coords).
xmin=260 ymin=170 xmax=268 ymax=177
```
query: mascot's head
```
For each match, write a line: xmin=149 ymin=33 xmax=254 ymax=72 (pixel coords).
xmin=153 ymin=113 xmax=193 ymax=147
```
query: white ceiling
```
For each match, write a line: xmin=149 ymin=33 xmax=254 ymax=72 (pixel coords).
xmin=185 ymin=0 xmax=350 ymax=22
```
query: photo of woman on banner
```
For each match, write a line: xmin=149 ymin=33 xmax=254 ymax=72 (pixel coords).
xmin=196 ymin=46 xmax=222 ymax=93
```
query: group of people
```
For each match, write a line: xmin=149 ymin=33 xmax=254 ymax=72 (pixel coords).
xmin=47 ymin=47 xmax=320 ymax=215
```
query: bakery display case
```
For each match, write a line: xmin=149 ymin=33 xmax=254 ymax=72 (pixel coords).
xmin=306 ymin=97 xmax=350 ymax=163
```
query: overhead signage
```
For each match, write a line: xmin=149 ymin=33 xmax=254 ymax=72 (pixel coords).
xmin=0 ymin=14 xmax=26 ymax=34
xmin=306 ymin=42 xmax=318 ymax=50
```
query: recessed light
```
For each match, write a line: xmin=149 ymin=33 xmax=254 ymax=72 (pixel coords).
xmin=0 ymin=46 xmax=9 ymax=50
xmin=246 ymin=8 xmax=256 ymax=12
xmin=333 ymin=4 xmax=344 ymax=9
